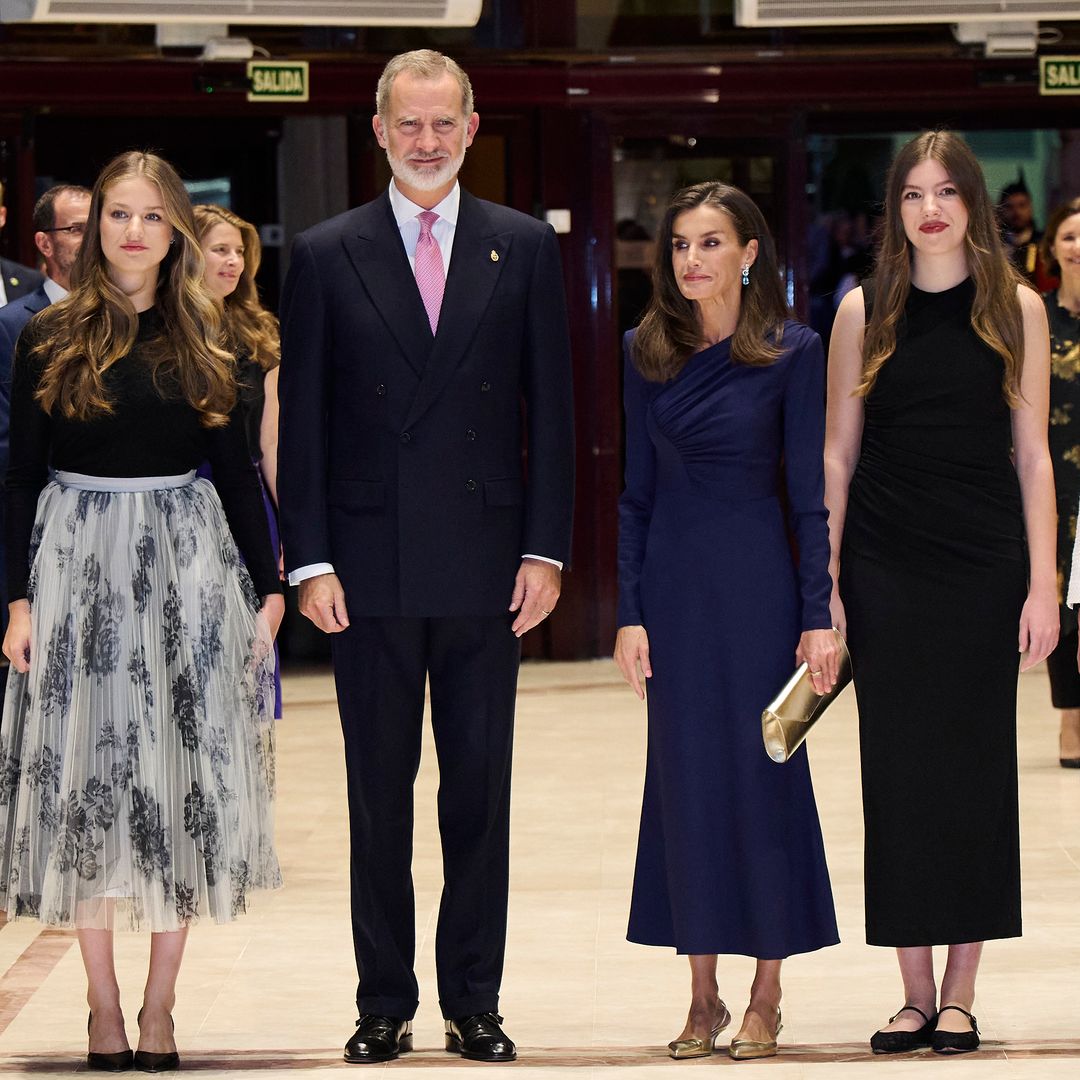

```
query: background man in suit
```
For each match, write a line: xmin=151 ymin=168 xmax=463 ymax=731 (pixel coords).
xmin=0 ymin=183 xmax=91 ymax=694
xmin=0 ymin=179 xmax=46 ymax=308
xmin=278 ymin=50 xmax=574 ymax=1065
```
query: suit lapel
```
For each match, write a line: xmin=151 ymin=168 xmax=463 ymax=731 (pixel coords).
xmin=341 ymin=194 xmax=432 ymax=378
xmin=403 ymin=191 xmax=511 ymax=430
xmin=26 ymin=287 xmax=50 ymax=316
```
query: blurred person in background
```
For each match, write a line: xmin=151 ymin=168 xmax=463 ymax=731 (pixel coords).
xmin=0 ymin=183 xmax=91 ymax=697
xmin=1039 ymin=196 xmax=1080 ymax=766
xmin=195 ymin=203 xmax=284 ymax=718
xmin=0 ymin=178 xmax=45 ymax=308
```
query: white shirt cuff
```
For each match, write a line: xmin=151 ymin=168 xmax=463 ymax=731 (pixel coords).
xmin=523 ymin=553 xmax=564 ymax=571
xmin=288 ymin=562 xmax=336 ymax=586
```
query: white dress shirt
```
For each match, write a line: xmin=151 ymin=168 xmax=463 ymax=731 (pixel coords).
xmin=43 ymin=277 xmax=68 ymax=304
xmin=288 ymin=181 xmax=561 ymax=585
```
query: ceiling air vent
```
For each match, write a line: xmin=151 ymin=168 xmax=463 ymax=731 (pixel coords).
xmin=735 ymin=0 xmax=1078 ymax=26
xmin=0 ymin=0 xmax=483 ymax=26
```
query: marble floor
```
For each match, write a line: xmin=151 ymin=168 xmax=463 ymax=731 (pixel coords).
xmin=0 ymin=659 xmax=1078 ymax=1077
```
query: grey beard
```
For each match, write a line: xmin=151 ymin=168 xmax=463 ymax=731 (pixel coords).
xmin=386 ymin=147 xmax=465 ymax=192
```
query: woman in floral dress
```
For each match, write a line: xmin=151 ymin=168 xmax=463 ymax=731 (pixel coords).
xmin=1040 ymin=197 xmax=1080 ymax=766
xmin=0 ymin=151 xmax=284 ymax=1071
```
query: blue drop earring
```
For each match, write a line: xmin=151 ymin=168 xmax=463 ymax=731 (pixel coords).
xmin=741 ymin=264 xmax=750 ymax=287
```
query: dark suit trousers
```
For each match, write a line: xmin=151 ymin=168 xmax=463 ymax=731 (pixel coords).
xmin=332 ymin=614 xmax=521 ymax=1021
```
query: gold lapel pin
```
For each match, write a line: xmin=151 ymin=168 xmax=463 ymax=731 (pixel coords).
xmin=490 ymin=250 xmax=499 ymax=262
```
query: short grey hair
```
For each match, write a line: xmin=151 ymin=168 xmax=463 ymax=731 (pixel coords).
xmin=376 ymin=49 xmax=474 ymax=120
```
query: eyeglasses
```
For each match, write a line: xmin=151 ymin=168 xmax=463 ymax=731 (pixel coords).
xmin=42 ymin=223 xmax=87 ymax=236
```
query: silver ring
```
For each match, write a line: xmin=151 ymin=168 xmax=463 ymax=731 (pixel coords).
xmin=809 ymin=668 xmax=823 ymax=676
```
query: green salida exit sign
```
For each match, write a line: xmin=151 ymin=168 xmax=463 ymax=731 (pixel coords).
xmin=1040 ymin=56 xmax=1080 ymax=96
xmin=247 ymin=60 xmax=310 ymax=103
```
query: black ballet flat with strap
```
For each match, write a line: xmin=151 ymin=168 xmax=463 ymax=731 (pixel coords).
xmin=931 ymin=1005 xmax=980 ymax=1054
xmin=870 ymin=1005 xmax=936 ymax=1054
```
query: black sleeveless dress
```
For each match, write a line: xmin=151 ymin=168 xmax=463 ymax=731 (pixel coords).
xmin=840 ymin=278 xmax=1026 ymax=947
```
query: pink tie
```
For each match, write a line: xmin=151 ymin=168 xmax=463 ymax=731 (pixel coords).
xmin=414 ymin=210 xmax=445 ymax=335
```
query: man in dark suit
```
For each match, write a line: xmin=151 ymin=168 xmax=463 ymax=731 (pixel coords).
xmin=278 ymin=50 xmax=574 ymax=1064
xmin=0 ymin=183 xmax=91 ymax=693
xmin=0 ymin=179 xmax=45 ymax=309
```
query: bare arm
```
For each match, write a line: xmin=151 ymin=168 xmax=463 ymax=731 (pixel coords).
xmin=1012 ymin=285 xmax=1059 ymax=670
xmin=259 ymin=365 xmax=280 ymax=509
xmin=823 ymin=286 xmax=867 ymax=635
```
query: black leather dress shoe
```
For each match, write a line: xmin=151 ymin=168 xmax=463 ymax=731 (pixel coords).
xmin=344 ymin=1015 xmax=412 ymax=1064
xmin=445 ymin=1013 xmax=517 ymax=1062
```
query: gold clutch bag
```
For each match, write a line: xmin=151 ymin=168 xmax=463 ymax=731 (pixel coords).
xmin=761 ymin=628 xmax=852 ymax=763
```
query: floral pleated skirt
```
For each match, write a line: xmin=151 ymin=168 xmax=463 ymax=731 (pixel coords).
xmin=0 ymin=472 xmax=280 ymax=931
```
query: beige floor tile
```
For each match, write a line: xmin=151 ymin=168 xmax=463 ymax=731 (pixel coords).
xmin=0 ymin=660 xmax=1077 ymax=1077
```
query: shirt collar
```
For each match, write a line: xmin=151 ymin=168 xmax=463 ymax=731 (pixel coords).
xmin=389 ymin=179 xmax=460 ymax=229
xmin=43 ymin=277 xmax=68 ymax=305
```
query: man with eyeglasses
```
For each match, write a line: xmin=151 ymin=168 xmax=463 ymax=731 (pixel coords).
xmin=0 ymin=179 xmax=46 ymax=310
xmin=0 ymin=183 xmax=91 ymax=693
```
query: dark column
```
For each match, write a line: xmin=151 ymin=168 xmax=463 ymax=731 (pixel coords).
xmin=529 ymin=107 xmax=620 ymax=660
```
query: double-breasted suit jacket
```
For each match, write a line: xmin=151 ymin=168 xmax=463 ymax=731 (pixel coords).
xmin=277 ymin=184 xmax=574 ymax=1022
xmin=278 ymin=188 xmax=574 ymax=609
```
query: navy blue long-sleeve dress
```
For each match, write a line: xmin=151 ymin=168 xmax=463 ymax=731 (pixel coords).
xmin=618 ymin=322 xmax=839 ymax=959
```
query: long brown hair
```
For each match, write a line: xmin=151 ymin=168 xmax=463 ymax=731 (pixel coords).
xmin=1040 ymin=196 xmax=1080 ymax=278
xmin=632 ymin=182 xmax=788 ymax=382
xmin=859 ymin=130 xmax=1027 ymax=404
xmin=194 ymin=204 xmax=281 ymax=372
xmin=31 ymin=151 xmax=236 ymax=427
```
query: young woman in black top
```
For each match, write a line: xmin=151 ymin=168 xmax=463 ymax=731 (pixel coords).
xmin=0 ymin=151 xmax=284 ymax=1071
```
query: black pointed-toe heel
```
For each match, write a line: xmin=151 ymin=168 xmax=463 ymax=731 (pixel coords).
xmin=87 ymin=1012 xmax=134 ymax=1072
xmin=931 ymin=1005 xmax=980 ymax=1055
xmin=134 ymin=1009 xmax=180 ymax=1073
xmin=870 ymin=1004 xmax=936 ymax=1054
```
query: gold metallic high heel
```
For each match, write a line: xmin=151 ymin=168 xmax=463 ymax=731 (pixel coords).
xmin=667 ymin=1001 xmax=731 ymax=1059
xmin=728 ymin=1007 xmax=782 ymax=1061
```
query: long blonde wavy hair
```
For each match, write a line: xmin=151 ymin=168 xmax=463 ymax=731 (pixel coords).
xmin=194 ymin=204 xmax=280 ymax=372
xmin=859 ymin=130 xmax=1027 ymax=405
xmin=31 ymin=151 xmax=236 ymax=427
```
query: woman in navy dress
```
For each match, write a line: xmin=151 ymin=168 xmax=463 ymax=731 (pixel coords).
xmin=615 ymin=182 xmax=840 ymax=1062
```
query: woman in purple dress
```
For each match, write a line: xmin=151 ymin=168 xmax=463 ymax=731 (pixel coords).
xmin=615 ymin=182 xmax=840 ymax=1062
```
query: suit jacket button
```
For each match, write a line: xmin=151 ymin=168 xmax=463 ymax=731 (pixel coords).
xmin=480 ymin=380 xmax=491 ymax=392
xmin=376 ymin=383 xmax=387 ymax=396
xmin=400 ymin=431 xmax=412 ymax=444
xmin=466 ymin=428 xmax=477 ymax=441
xmin=464 ymin=479 xmax=477 ymax=492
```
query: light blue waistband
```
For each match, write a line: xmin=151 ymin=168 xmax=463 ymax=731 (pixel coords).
xmin=55 ymin=471 xmax=197 ymax=492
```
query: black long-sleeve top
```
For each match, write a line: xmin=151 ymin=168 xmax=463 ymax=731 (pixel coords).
xmin=5 ymin=307 xmax=283 ymax=602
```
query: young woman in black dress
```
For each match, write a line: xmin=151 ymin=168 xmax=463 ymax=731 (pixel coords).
xmin=825 ymin=131 xmax=1056 ymax=1055
xmin=0 ymin=151 xmax=284 ymax=1071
